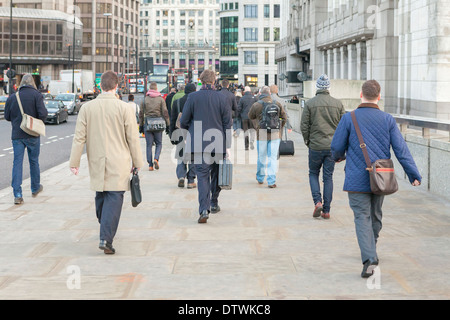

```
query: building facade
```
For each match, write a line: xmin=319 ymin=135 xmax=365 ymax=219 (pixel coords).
xmin=221 ymin=0 xmax=281 ymax=88
xmin=276 ymin=0 xmax=450 ymax=118
xmin=140 ymin=0 xmax=220 ymax=83
xmin=0 ymin=5 xmax=82 ymax=91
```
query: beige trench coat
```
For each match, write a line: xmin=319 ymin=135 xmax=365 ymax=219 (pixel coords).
xmin=69 ymin=93 xmax=145 ymax=192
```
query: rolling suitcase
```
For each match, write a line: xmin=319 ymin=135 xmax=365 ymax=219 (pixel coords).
xmin=279 ymin=127 xmax=295 ymax=156
xmin=218 ymin=159 xmax=233 ymax=190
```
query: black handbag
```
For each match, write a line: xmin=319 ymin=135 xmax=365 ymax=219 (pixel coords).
xmin=279 ymin=126 xmax=295 ymax=156
xmin=145 ymin=116 xmax=166 ymax=132
xmin=130 ymin=168 xmax=142 ymax=207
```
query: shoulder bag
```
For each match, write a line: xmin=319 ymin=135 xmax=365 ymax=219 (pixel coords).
xmin=16 ymin=92 xmax=46 ymax=137
xmin=144 ymin=97 xmax=166 ymax=132
xmin=351 ymin=111 xmax=398 ymax=196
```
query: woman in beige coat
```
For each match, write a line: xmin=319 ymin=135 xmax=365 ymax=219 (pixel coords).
xmin=69 ymin=71 xmax=144 ymax=254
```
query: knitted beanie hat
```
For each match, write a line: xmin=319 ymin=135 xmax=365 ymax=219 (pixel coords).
xmin=316 ymin=74 xmax=330 ymax=90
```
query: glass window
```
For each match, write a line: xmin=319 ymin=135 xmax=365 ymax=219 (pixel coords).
xmin=244 ymin=28 xmax=258 ymax=42
xmin=274 ymin=27 xmax=280 ymax=41
xmin=244 ymin=5 xmax=257 ymax=18
xmin=244 ymin=51 xmax=257 ymax=65
xmin=264 ymin=28 xmax=270 ymax=41
xmin=264 ymin=4 xmax=270 ymax=18
xmin=274 ymin=4 xmax=280 ymax=18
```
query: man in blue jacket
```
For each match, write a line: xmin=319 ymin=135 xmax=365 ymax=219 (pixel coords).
xmin=331 ymin=80 xmax=421 ymax=278
xmin=180 ymin=70 xmax=232 ymax=223
xmin=4 ymin=74 xmax=48 ymax=205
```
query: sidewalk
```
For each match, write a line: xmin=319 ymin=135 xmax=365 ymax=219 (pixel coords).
xmin=0 ymin=131 xmax=449 ymax=300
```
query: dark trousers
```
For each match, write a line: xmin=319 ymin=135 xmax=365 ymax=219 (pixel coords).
xmin=145 ymin=130 xmax=163 ymax=167
xmin=95 ymin=191 xmax=125 ymax=243
xmin=194 ymin=154 xmax=221 ymax=214
xmin=241 ymin=119 xmax=255 ymax=149
xmin=308 ymin=149 xmax=335 ymax=213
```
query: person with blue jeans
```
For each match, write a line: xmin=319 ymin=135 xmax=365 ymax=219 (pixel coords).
xmin=331 ymin=80 xmax=421 ymax=278
xmin=4 ymin=74 xmax=48 ymax=205
xmin=139 ymin=82 xmax=170 ymax=171
xmin=248 ymin=86 xmax=287 ymax=188
xmin=301 ymin=74 xmax=345 ymax=218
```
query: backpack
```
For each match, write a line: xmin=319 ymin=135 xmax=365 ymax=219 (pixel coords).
xmin=259 ymin=100 xmax=280 ymax=131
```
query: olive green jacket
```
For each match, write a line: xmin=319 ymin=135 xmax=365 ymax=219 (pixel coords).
xmin=300 ymin=90 xmax=345 ymax=150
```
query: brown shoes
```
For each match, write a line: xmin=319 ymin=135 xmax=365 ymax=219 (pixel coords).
xmin=154 ymin=159 xmax=159 ymax=170
xmin=313 ymin=202 xmax=323 ymax=218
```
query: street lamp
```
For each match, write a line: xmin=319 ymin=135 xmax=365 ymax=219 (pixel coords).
xmin=125 ymin=23 xmax=131 ymax=92
xmin=72 ymin=0 xmax=77 ymax=93
xmin=103 ymin=13 xmax=112 ymax=71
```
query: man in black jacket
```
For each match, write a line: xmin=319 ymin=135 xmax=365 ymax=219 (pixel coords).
xmin=219 ymin=79 xmax=237 ymax=119
xmin=169 ymin=83 xmax=197 ymax=189
xmin=4 ymin=74 xmax=48 ymax=205
xmin=180 ymin=70 xmax=232 ymax=224
xmin=236 ymin=86 xmax=256 ymax=150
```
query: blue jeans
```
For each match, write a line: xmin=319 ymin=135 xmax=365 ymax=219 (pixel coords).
xmin=256 ymin=139 xmax=281 ymax=186
xmin=308 ymin=149 xmax=335 ymax=213
xmin=12 ymin=137 xmax=41 ymax=198
xmin=145 ymin=130 xmax=163 ymax=167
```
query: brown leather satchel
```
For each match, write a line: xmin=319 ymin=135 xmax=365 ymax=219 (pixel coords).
xmin=351 ymin=111 xmax=398 ymax=196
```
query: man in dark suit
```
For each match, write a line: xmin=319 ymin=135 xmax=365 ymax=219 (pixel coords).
xmin=219 ymin=79 xmax=237 ymax=118
xmin=180 ymin=70 xmax=232 ymax=224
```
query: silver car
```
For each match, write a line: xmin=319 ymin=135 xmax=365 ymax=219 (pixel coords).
xmin=54 ymin=93 xmax=81 ymax=115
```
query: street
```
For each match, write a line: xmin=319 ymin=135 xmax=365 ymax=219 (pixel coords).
xmin=0 ymin=94 xmax=144 ymax=193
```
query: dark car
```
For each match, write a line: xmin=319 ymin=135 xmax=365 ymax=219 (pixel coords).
xmin=44 ymin=100 xmax=69 ymax=125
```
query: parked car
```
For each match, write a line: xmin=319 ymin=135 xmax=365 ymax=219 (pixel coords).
xmin=44 ymin=100 xmax=69 ymax=125
xmin=54 ymin=93 xmax=81 ymax=115
xmin=0 ymin=96 xmax=7 ymax=113
xmin=42 ymin=93 xmax=53 ymax=100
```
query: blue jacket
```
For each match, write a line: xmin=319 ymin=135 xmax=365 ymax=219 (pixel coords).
xmin=331 ymin=104 xmax=421 ymax=193
xmin=4 ymin=85 xmax=48 ymax=140
xmin=180 ymin=85 xmax=232 ymax=155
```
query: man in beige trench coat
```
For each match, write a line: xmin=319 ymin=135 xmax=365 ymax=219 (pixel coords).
xmin=69 ymin=71 xmax=144 ymax=254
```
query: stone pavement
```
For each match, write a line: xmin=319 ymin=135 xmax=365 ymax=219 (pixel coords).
xmin=0 ymin=130 xmax=449 ymax=300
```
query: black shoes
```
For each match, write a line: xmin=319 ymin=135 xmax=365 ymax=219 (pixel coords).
xmin=178 ymin=178 xmax=185 ymax=188
xmin=99 ymin=240 xmax=115 ymax=254
xmin=32 ymin=184 xmax=43 ymax=198
xmin=198 ymin=211 xmax=209 ymax=224
xmin=361 ymin=258 xmax=379 ymax=278
xmin=210 ymin=205 xmax=220 ymax=214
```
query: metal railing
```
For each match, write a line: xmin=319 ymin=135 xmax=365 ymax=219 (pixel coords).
xmin=392 ymin=114 xmax=450 ymax=142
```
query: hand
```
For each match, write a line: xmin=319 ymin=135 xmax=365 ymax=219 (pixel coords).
xmin=70 ymin=167 xmax=79 ymax=175
xmin=131 ymin=167 xmax=140 ymax=173
xmin=412 ymin=180 xmax=421 ymax=186
xmin=165 ymin=127 xmax=170 ymax=135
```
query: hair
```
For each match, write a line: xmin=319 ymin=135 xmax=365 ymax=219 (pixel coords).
xmin=222 ymin=79 xmax=229 ymax=88
xmin=269 ymin=84 xmax=278 ymax=94
xmin=199 ymin=69 xmax=216 ymax=85
xmin=100 ymin=71 xmax=119 ymax=91
xmin=128 ymin=94 xmax=134 ymax=101
xmin=177 ymin=84 xmax=185 ymax=91
xmin=362 ymin=80 xmax=381 ymax=101
xmin=20 ymin=74 xmax=37 ymax=89
xmin=260 ymin=86 xmax=271 ymax=95
xmin=149 ymin=82 xmax=158 ymax=90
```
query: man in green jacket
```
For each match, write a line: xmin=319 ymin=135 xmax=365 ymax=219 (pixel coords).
xmin=300 ymin=74 xmax=345 ymax=219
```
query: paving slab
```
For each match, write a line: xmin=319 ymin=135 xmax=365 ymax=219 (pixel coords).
xmin=0 ymin=131 xmax=449 ymax=300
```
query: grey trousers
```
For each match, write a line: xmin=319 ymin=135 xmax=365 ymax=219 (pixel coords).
xmin=348 ymin=192 xmax=385 ymax=264
xmin=95 ymin=191 xmax=125 ymax=243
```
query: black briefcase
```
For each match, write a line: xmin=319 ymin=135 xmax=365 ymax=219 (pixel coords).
xmin=279 ymin=127 xmax=295 ymax=156
xmin=218 ymin=159 xmax=233 ymax=190
xmin=130 ymin=168 xmax=142 ymax=207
